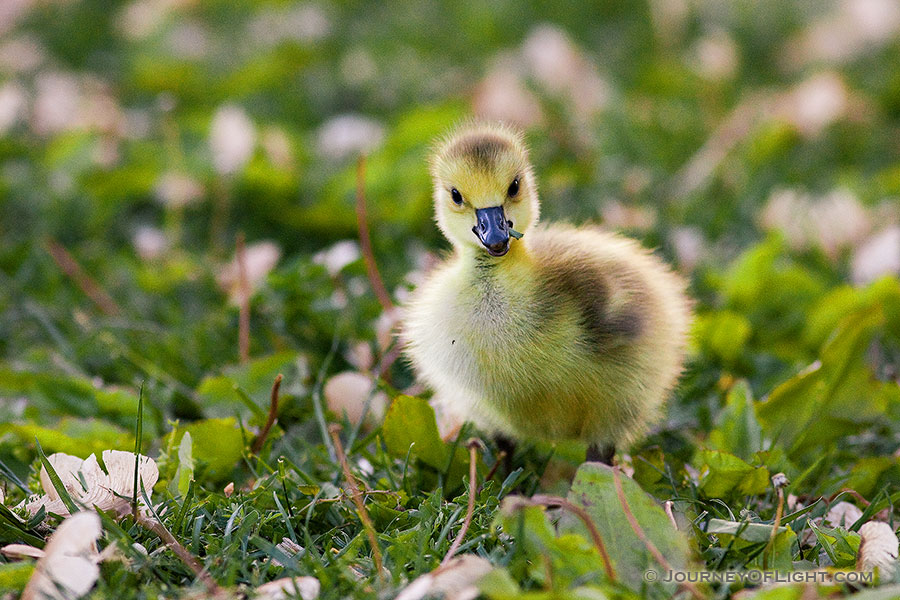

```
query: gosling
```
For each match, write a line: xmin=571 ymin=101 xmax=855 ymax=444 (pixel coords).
xmin=402 ymin=122 xmax=692 ymax=464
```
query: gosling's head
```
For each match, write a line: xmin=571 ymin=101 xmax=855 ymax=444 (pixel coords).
xmin=430 ymin=122 xmax=539 ymax=257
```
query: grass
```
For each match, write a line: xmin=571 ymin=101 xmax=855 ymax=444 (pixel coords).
xmin=3 ymin=0 xmax=900 ymax=598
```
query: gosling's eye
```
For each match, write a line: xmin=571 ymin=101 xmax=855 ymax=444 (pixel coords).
xmin=450 ymin=188 xmax=463 ymax=205
xmin=507 ymin=178 xmax=519 ymax=197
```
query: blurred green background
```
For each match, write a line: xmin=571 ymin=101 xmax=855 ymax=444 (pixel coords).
xmin=2 ymin=0 xmax=900 ymax=461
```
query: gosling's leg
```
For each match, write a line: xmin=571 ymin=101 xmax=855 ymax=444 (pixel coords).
xmin=494 ymin=434 xmax=516 ymax=472
xmin=586 ymin=443 xmax=615 ymax=465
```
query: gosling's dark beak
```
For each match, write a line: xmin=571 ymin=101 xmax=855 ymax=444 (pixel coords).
xmin=472 ymin=206 xmax=510 ymax=257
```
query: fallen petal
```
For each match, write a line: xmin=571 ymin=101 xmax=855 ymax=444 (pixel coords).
xmin=858 ymin=521 xmax=899 ymax=578
xmin=396 ymin=555 xmax=493 ymax=600
xmin=39 ymin=453 xmax=85 ymax=502
xmin=1 ymin=544 xmax=46 ymax=560
xmin=22 ymin=511 xmax=102 ymax=600
xmin=256 ymin=576 xmax=321 ymax=600
xmin=825 ymin=501 xmax=864 ymax=529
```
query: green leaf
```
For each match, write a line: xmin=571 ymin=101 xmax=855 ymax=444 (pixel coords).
xmin=35 ymin=439 xmax=80 ymax=515
xmin=756 ymin=306 xmax=886 ymax=459
xmin=175 ymin=418 xmax=243 ymax=478
xmin=170 ymin=431 xmax=195 ymax=497
xmin=478 ymin=568 xmax=521 ymax=599
xmin=697 ymin=450 xmax=770 ymax=498
xmin=562 ymin=463 xmax=695 ymax=595
xmin=708 ymin=380 xmax=762 ymax=460
xmin=382 ymin=396 xmax=448 ymax=470
xmin=497 ymin=503 xmax=609 ymax=591
xmin=196 ymin=352 xmax=301 ymax=421
xmin=706 ymin=518 xmax=789 ymax=543
xmin=0 ymin=418 xmax=132 ymax=457
xmin=694 ymin=310 xmax=752 ymax=363
xmin=0 ymin=562 xmax=33 ymax=592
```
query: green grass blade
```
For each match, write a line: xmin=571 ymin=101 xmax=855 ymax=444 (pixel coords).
xmin=34 ymin=438 xmax=79 ymax=515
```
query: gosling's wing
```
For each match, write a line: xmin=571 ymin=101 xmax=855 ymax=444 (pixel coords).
xmin=528 ymin=225 xmax=653 ymax=352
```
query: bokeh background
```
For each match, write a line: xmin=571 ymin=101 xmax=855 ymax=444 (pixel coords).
xmin=2 ymin=1 xmax=900 ymax=596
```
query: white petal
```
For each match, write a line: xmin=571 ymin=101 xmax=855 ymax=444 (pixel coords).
xmin=102 ymin=450 xmax=159 ymax=499
xmin=40 ymin=453 xmax=85 ymax=502
xmin=217 ymin=240 xmax=282 ymax=304
xmin=852 ymin=226 xmax=900 ymax=285
xmin=312 ymin=240 xmax=360 ymax=276
xmin=22 ymin=512 xmax=102 ymax=600
xmin=396 ymin=555 xmax=493 ymax=600
xmin=825 ymin=501 xmax=864 ymax=529
xmin=256 ymin=576 xmax=321 ymax=600
xmin=76 ymin=454 xmax=122 ymax=514
xmin=323 ymin=371 xmax=387 ymax=426
xmin=316 ymin=114 xmax=385 ymax=160
xmin=1 ymin=544 xmax=45 ymax=559
xmin=210 ymin=104 xmax=256 ymax=175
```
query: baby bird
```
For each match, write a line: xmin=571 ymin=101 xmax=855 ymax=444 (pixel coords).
xmin=402 ymin=122 xmax=692 ymax=463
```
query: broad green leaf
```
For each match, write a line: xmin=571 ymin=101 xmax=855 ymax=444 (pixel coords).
xmin=382 ymin=396 xmax=448 ymax=470
xmin=694 ymin=310 xmax=752 ymax=363
xmin=562 ymin=463 xmax=695 ymax=596
xmin=170 ymin=431 xmax=194 ymax=497
xmin=808 ymin=521 xmax=860 ymax=567
xmin=0 ymin=419 xmax=132 ymax=457
xmin=846 ymin=457 xmax=899 ymax=499
xmin=498 ymin=503 xmax=610 ymax=591
xmin=196 ymin=352 xmax=302 ymax=420
xmin=631 ymin=446 xmax=669 ymax=498
xmin=0 ymin=562 xmax=33 ymax=591
xmin=697 ymin=450 xmax=770 ymax=498
xmin=176 ymin=418 xmax=243 ymax=478
xmin=756 ymin=306 xmax=886 ymax=459
xmin=708 ymin=380 xmax=762 ymax=460
xmin=478 ymin=568 xmax=521 ymax=598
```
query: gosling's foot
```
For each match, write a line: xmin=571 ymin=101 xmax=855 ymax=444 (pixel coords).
xmin=586 ymin=443 xmax=615 ymax=465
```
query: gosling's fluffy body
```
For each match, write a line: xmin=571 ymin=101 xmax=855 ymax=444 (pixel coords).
xmin=403 ymin=122 xmax=691 ymax=449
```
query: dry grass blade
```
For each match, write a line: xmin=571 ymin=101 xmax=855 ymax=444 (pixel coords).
xmin=442 ymin=439 xmax=480 ymax=566
xmin=45 ymin=238 xmax=121 ymax=316
xmin=251 ymin=373 xmax=283 ymax=455
xmin=137 ymin=516 xmax=222 ymax=595
xmin=236 ymin=232 xmax=251 ymax=363
xmin=355 ymin=155 xmax=393 ymax=312
xmin=328 ymin=423 xmax=384 ymax=579
xmin=483 ymin=450 xmax=506 ymax=484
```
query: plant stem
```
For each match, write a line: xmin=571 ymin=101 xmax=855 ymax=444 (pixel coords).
xmin=328 ymin=423 xmax=383 ymax=580
xmin=251 ymin=374 xmax=283 ymax=455
xmin=355 ymin=156 xmax=393 ymax=312
xmin=442 ymin=440 xmax=480 ymax=565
